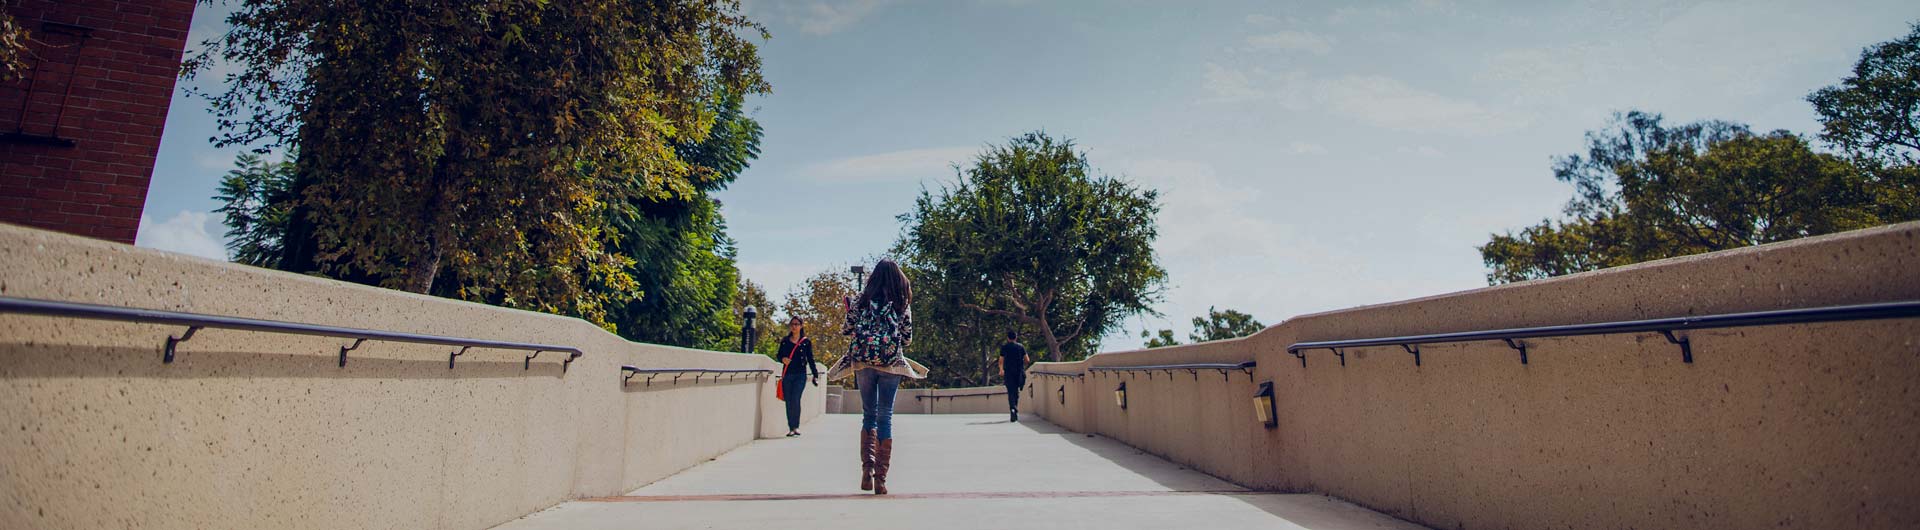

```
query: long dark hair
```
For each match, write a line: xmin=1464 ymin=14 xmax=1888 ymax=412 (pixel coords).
xmin=855 ymin=259 xmax=911 ymax=314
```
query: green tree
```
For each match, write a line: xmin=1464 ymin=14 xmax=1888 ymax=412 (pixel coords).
xmin=605 ymin=90 xmax=763 ymax=349
xmin=184 ymin=0 xmax=768 ymax=331
xmin=731 ymin=278 xmax=780 ymax=358
xmin=1141 ymin=329 xmax=1180 ymax=348
xmin=1188 ymin=306 xmax=1264 ymax=342
xmin=898 ymin=132 xmax=1167 ymax=362
xmin=212 ymin=152 xmax=296 ymax=267
xmin=1480 ymin=111 xmax=1894 ymax=283
xmin=1809 ymin=22 xmax=1920 ymax=166
xmin=1807 ymin=22 xmax=1920 ymax=220
xmin=780 ymin=267 xmax=860 ymax=369
xmin=1143 ymin=307 xmax=1263 ymax=348
xmin=899 ymin=257 xmax=1017 ymax=387
xmin=0 ymin=10 xmax=27 ymax=83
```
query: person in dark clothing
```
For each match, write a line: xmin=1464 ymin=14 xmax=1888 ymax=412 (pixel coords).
xmin=776 ymin=316 xmax=821 ymax=437
xmin=999 ymin=330 xmax=1029 ymax=422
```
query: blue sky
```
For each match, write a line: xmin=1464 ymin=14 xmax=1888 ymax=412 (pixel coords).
xmin=138 ymin=0 xmax=1919 ymax=352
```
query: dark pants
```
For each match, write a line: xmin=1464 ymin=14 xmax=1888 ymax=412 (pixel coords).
xmin=783 ymin=376 xmax=806 ymax=430
xmin=1005 ymin=373 xmax=1024 ymax=411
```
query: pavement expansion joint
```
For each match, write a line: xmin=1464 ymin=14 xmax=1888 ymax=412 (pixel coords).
xmin=584 ymin=490 xmax=1260 ymax=503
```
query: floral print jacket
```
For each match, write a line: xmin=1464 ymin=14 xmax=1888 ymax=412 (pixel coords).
xmin=825 ymin=300 xmax=928 ymax=381
xmin=842 ymin=300 xmax=911 ymax=365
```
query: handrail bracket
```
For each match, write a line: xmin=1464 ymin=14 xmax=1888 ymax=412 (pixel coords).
xmin=1504 ymin=338 xmax=1529 ymax=365
xmin=162 ymin=325 xmax=202 ymax=364
xmin=1660 ymin=330 xmax=1693 ymax=363
xmin=339 ymin=338 xmax=366 ymax=368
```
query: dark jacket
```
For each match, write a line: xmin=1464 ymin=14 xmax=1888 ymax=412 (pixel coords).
xmin=777 ymin=336 xmax=820 ymax=379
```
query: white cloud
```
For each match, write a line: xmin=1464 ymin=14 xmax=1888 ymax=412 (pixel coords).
xmin=1244 ymin=30 xmax=1334 ymax=55
xmin=1473 ymin=0 xmax=1881 ymax=111
xmin=193 ymin=149 xmax=239 ymax=171
xmin=1288 ymin=141 xmax=1327 ymax=155
xmin=1243 ymin=14 xmax=1302 ymax=26
xmin=1329 ymin=0 xmax=1455 ymax=24
xmin=792 ymin=0 xmax=893 ymax=35
xmin=1201 ymin=63 xmax=1531 ymax=135
xmin=136 ymin=211 xmax=228 ymax=261
xmin=1397 ymin=145 xmax=1444 ymax=157
xmin=798 ymin=146 xmax=976 ymax=182
xmin=1100 ymin=157 xmax=1453 ymax=352
xmin=1200 ymin=63 xmax=1282 ymax=103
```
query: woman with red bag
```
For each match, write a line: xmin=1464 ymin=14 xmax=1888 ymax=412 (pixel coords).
xmin=776 ymin=316 xmax=820 ymax=437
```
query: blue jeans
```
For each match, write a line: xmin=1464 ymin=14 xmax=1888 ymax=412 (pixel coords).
xmin=857 ymin=368 xmax=903 ymax=440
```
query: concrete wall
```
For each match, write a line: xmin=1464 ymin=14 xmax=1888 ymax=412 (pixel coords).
xmin=1028 ymin=222 xmax=1920 ymax=530
xmin=825 ymin=385 xmax=1009 ymax=415
xmin=0 ymin=224 xmax=823 ymax=530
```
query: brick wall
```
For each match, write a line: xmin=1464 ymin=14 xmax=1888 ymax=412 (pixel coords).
xmin=0 ymin=0 xmax=195 ymax=244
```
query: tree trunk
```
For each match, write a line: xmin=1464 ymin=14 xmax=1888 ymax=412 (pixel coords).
xmin=403 ymin=146 xmax=460 ymax=294
xmin=403 ymin=243 xmax=443 ymax=293
xmin=1038 ymin=313 xmax=1062 ymax=362
xmin=402 ymin=191 xmax=449 ymax=294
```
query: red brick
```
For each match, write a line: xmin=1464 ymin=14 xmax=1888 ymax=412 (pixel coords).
xmin=57 ymin=202 xmax=100 ymax=215
xmin=106 ymin=193 xmax=144 ymax=208
xmin=99 ymin=205 xmax=139 ymax=219
xmin=30 ymin=187 xmax=74 ymax=202
xmin=0 ymin=0 xmax=193 ymax=244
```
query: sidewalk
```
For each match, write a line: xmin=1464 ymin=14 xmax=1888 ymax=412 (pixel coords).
xmin=495 ymin=414 xmax=1427 ymax=530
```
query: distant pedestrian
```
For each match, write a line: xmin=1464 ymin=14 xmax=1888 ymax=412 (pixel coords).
xmin=825 ymin=259 xmax=928 ymax=495
xmin=776 ymin=316 xmax=820 ymax=437
xmin=999 ymin=331 xmax=1029 ymax=422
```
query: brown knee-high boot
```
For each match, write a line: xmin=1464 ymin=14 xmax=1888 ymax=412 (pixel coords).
xmin=859 ymin=429 xmax=876 ymax=491
xmin=873 ymin=438 xmax=893 ymax=495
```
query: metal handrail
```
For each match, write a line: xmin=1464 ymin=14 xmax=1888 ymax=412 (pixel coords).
xmin=0 ymin=296 xmax=583 ymax=370
xmin=1088 ymin=361 xmax=1257 ymax=381
xmin=1089 ymin=362 xmax=1255 ymax=371
xmin=620 ymin=365 xmax=773 ymax=386
xmin=1029 ymin=369 xmax=1084 ymax=378
xmin=913 ymin=390 xmax=1007 ymax=400
xmin=1285 ymin=300 xmax=1920 ymax=367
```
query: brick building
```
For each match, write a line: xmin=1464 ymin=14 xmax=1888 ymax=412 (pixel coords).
xmin=0 ymin=0 xmax=195 ymax=244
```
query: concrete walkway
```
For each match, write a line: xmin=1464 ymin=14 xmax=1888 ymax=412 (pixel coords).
xmin=495 ymin=414 xmax=1427 ymax=530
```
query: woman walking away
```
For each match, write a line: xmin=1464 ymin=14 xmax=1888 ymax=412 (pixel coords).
xmin=825 ymin=259 xmax=928 ymax=495
xmin=777 ymin=316 xmax=821 ymax=437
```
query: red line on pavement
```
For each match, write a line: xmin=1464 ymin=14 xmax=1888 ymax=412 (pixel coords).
xmin=582 ymin=490 xmax=1256 ymax=503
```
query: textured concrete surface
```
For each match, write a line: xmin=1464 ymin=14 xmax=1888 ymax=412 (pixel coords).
xmin=0 ymin=224 xmax=823 ymax=530
xmin=495 ymin=414 xmax=1426 ymax=530
xmin=1025 ymin=222 xmax=1920 ymax=530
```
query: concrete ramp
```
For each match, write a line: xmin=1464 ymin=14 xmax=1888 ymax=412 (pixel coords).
xmin=495 ymin=415 xmax=1426 ymax=530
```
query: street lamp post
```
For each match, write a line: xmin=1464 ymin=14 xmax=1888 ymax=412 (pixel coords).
xmin=850 ymin=265 xmax=866 ymax=291
xmin=740 ymin=305 xmax=758 ymax=354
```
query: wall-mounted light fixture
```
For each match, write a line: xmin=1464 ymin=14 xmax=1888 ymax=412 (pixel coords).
xmin=1115 ymin=381 xmax=1127 ymax=410
xmin=1254 ymin=381 xmax=1277 ymax=428
xmin=1057 ymin=385 xmax=1066 ymax=405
